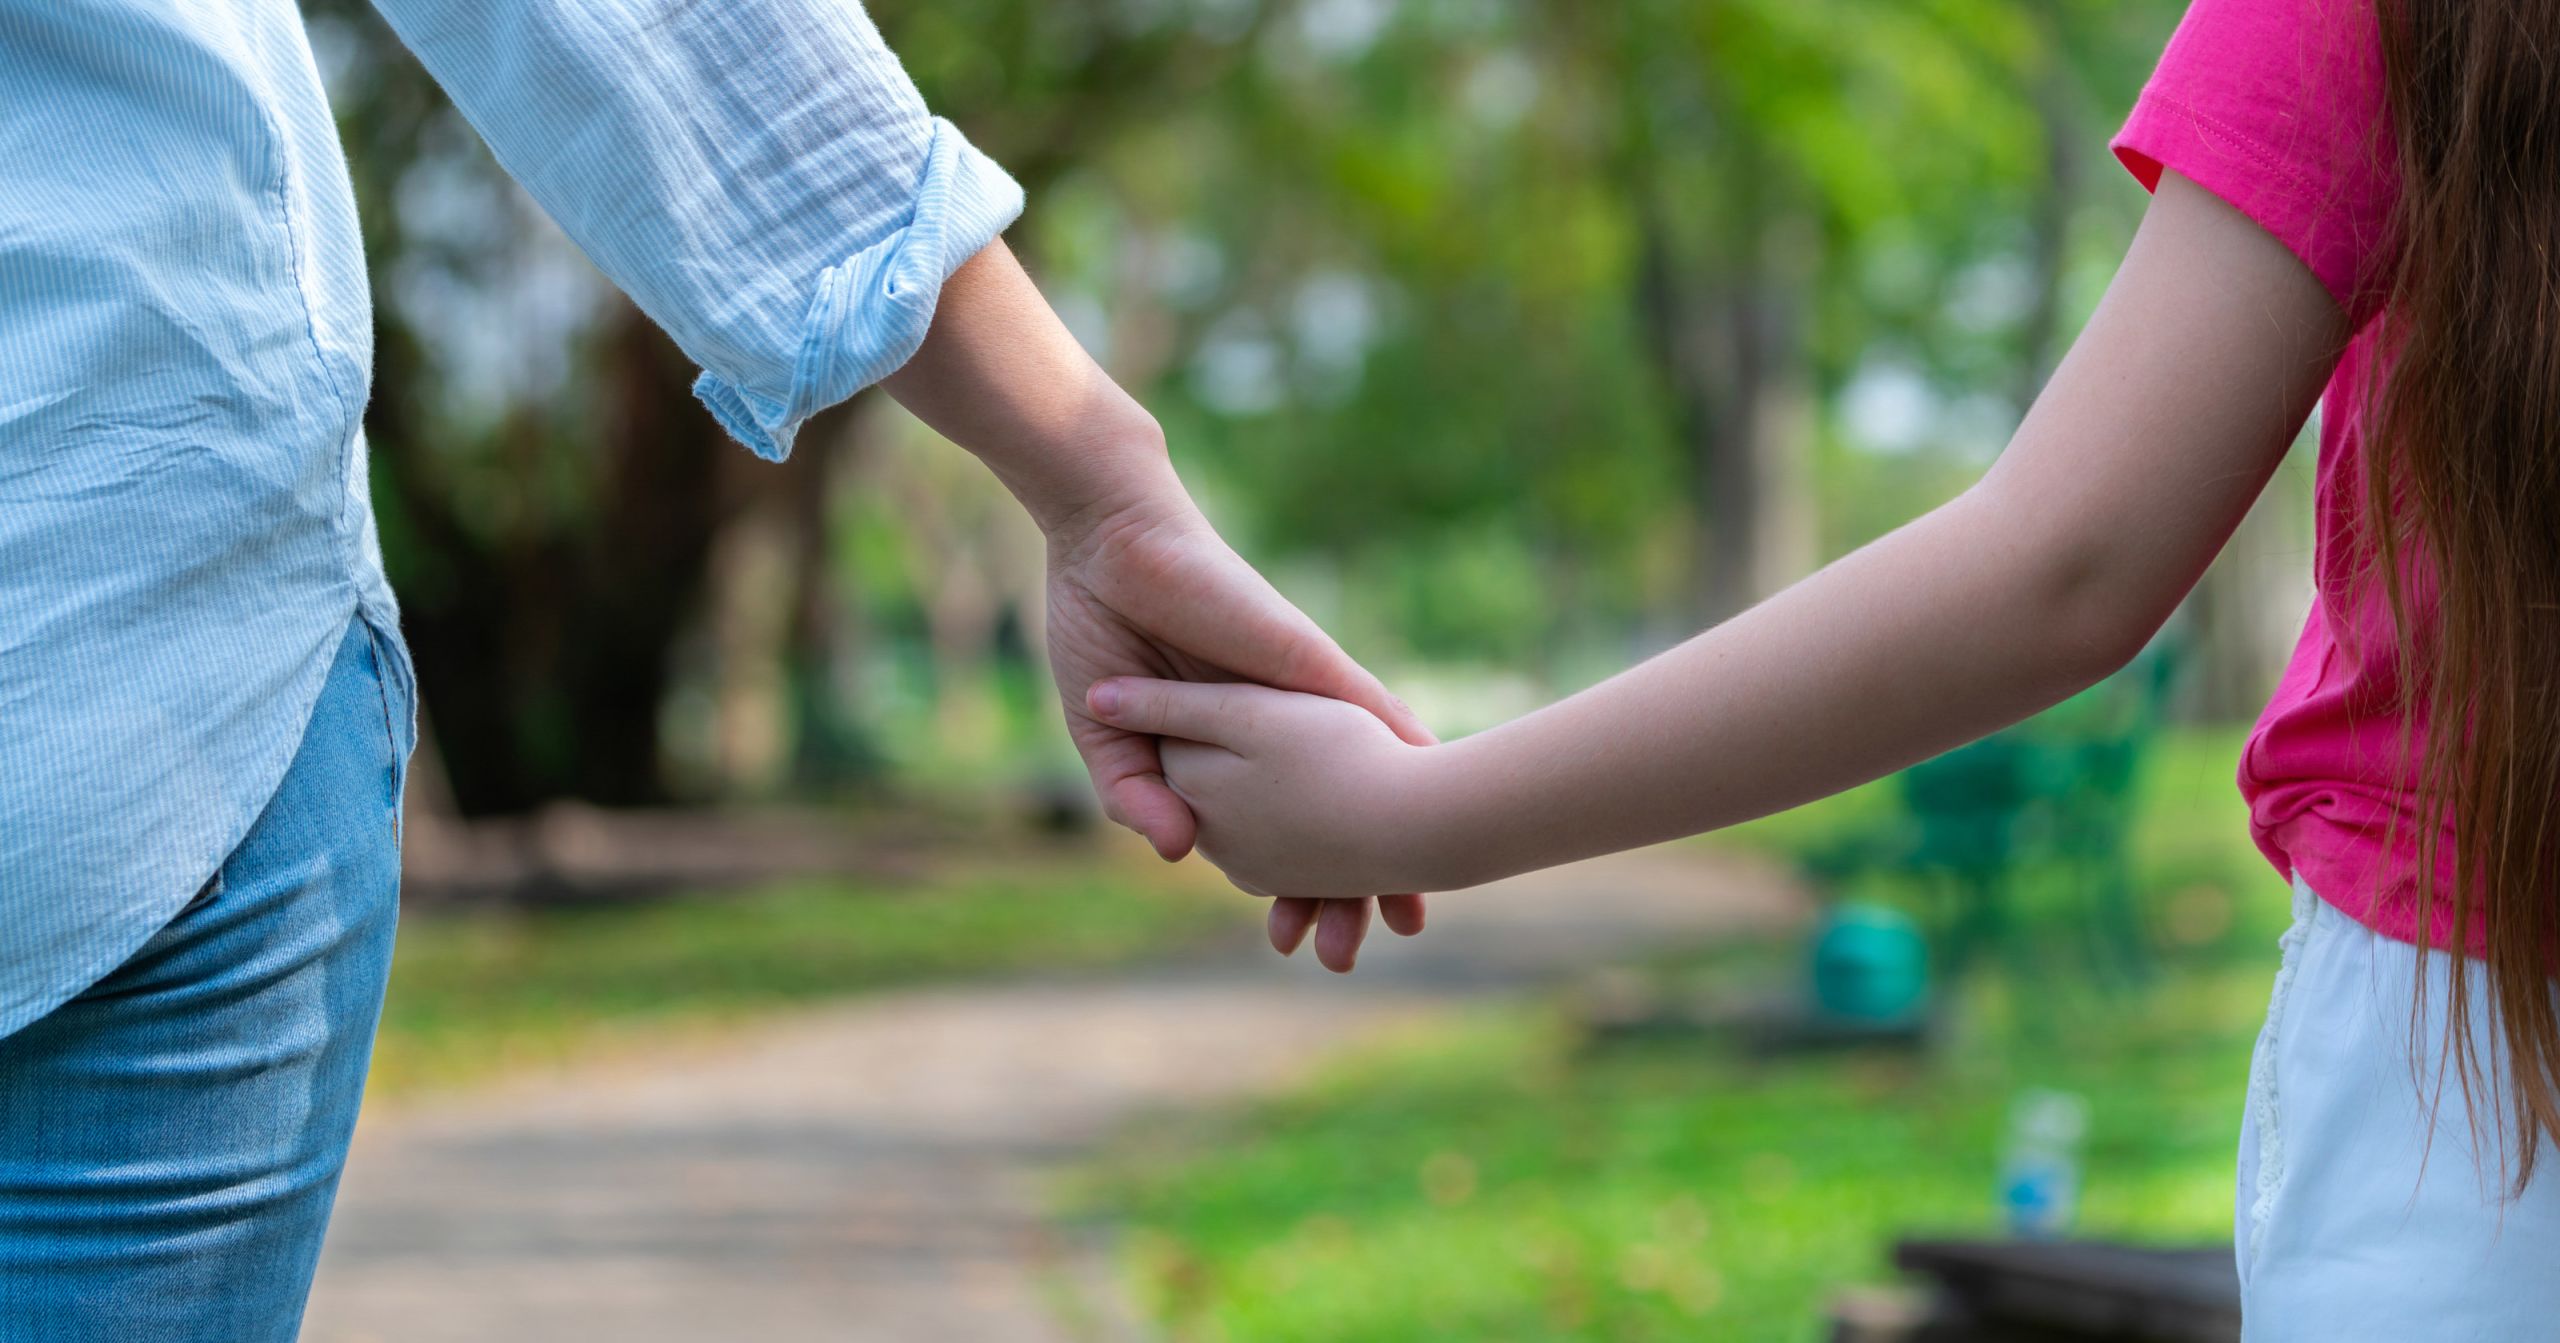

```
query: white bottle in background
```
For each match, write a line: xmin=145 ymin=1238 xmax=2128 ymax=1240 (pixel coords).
xmin=1999 ymin=1088 xmax=2090 ymax=1238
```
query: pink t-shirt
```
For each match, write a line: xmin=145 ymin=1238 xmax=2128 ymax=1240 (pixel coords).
xmin=2111 ymin=0 xmax=2475 ymax=951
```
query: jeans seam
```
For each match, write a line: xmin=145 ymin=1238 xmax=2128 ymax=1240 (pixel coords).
xmin=361 ymin=622 xmax=406 ymax=849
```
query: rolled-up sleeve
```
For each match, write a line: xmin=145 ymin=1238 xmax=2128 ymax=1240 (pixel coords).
xmin=366 ymin=0 xmax=1024 ymax=461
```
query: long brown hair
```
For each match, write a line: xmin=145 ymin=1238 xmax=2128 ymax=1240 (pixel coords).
xmin=2366 ymin=0 xmax=2560 ymax=1186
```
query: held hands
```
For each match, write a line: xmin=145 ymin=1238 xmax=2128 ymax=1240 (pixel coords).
xmin=1043 ymin=491 xmax=1435 ymax=969
xmin=1085 ymin=678 xmax=1456 ymax=906
xmin=883 ymin=241 xmax=1433 ymax=971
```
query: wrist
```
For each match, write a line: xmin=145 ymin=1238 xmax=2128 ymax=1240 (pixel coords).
xmin=1371 ymin=740 xmax=1508 ymax=894
xmin=983 ymin=395 xmax=1184 ymax=542
xmin=879 ymin=241 xmax=1188 ymax=539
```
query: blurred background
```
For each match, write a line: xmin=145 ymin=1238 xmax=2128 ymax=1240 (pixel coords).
xmin=293 ymin=1 xmax=2317 ymax=1339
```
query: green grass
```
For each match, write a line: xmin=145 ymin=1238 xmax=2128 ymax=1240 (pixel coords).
xmin=372 ymin=846 xmax=1242 ymax=1097
xmin=1078 ymin=729 xmax=2289 ymax=1342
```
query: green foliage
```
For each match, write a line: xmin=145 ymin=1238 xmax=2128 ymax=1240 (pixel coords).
xmin=1079 ymin=730 xmax=2286 ymax=1340
xmin=322 ymin=0 xmax=2202 ymax=804
xmin=862 ymin=0 xmax=2193 ymax=662
xmin=1092 ymin=990 xmax=2256 ymax=1342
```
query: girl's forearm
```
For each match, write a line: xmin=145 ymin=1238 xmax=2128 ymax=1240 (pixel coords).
xmin=1417 ymin=486 xmax=2140 ymax=888
xmin=1408 ymin=173 xmax=2346 ymax=892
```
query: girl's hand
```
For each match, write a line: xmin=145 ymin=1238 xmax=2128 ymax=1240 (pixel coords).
xmin=1086 ymin=678 xmax=1454 ymax=918
xmin=1040 ymin=497 xmax=1432 ymax=969
xmin=883 ymin=241 xmax=1430 ymax=971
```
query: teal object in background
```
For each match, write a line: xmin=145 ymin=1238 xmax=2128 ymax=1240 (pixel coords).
xmin=1809 ymin=902 xmax=1932 ymax=1024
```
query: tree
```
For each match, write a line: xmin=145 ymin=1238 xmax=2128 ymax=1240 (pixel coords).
xmin=310 ymin=0 xmax=2197 ymax=817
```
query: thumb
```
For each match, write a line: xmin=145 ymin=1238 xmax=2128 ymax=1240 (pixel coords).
xmin=1097 ymin=534 xmax=1431 ymax=744
xmin=1343 ymin=675 xmax=1435 ymax=748
xmin=1249 ymin=619 xmax=1429 ymax=747
xmin=1088 ymin=677 xmax=1256 ymax=745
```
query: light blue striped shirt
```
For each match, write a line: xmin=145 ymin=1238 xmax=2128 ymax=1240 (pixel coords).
xmin=0 ymin=0 xmax=1022 ymax=1035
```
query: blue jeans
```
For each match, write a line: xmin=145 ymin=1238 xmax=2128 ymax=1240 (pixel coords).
xmin=0 ymin=615 xmax=410 ymax=1342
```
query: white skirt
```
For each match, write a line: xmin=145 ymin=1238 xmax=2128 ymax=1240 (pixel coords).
xmin=2238 ymin=875 xmax=2560 ymax=1340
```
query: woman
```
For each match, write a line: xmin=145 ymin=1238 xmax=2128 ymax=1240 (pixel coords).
xmin=0 ymin=2 xmax=1419 ymax=1337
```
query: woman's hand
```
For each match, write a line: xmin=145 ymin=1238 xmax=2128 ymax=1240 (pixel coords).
xmin=884 ymin=240 xmax=1432 ymax=971
xmin=1043 ymin=486 xmax=1435 ymax=968
xmin=1085 ymin=678 xmax=1457 ymax=911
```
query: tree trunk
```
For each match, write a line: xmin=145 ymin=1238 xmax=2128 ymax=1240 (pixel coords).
xmin=1631 ymin=184 xmax=1814 ymax=626
xmin=2014 ymin=31 xmax=2083 ymax=414
xmin=377 ymin=303 xmax=739 ymax=814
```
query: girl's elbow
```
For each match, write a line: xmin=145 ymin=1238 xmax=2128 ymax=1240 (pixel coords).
xmin=2034 ymin=544 xmax=2178 ymax=689
xmin=2055 ymin=607 xmax=2159 ymax=687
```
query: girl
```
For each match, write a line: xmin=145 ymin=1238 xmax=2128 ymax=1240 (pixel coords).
xmin=1085 ymin=0 xmax=2560 ymax=1332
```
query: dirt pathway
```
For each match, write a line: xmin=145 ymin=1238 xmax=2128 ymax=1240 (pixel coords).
xmin=301 ymin=848 xmax=1804 ymax=1343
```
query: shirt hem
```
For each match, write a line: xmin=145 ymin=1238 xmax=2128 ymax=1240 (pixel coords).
xmin=0 ymin=600 xmax=366 ymax=1041
xmin=2262 ymin=824 xmax=2487 ymax=962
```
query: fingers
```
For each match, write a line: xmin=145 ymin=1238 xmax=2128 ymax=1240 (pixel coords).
xmin=1248 ymin=612 xmax=1432 ymax=748
xmin=1107 ymin=538 xmax=1434 ymax=748
xmin=1067 ymin=717 xmax=1196 ymax=860
xmin=1273 ymin=895 xmax=1416 ymax=963
xmin=1313 ymin=897 xmax=1374 ymax=973
xmin=1268 ymin=897 xmax=1318 ymax=956
xmin=1263 ymin=633 xmax=1435 ymax=750
xmin=1338 ymin=675 xmax=1437 ymax=749
xmin=1107 ymin=773 xmax=1195 ymax=861
xmin=1088 ymin=677 xmax=1272 ymax=746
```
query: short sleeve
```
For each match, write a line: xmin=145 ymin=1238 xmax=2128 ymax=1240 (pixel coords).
xmin=2112 ymin=0 xmax=2398 ymax=325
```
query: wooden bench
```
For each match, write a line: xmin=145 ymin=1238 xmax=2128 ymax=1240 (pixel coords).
xmin=1830 ymin=1239 xmax=2240 ymax=1342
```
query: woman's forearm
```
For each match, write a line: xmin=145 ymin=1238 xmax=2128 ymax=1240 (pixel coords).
xmin=881 ymin=240 xmax=1180 ymax=535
